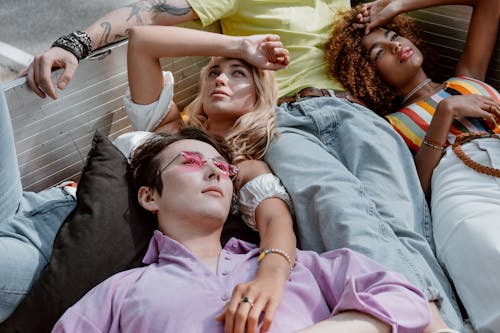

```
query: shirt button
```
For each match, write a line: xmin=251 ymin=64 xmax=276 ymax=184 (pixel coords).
xmin=224 ymin=256 xmax=231 ymax=260
xmin=221 ymin=295 xmax=229 ymax=301
xmin=222 ymin=271 xmax=229 ymax=276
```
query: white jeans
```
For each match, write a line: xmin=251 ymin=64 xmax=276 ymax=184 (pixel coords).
xmin=432 ymin=137 xmax=500 ymax=332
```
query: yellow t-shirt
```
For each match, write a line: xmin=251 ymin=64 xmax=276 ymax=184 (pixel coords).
xmin=186 ymin=0 xmax=350 ymax=98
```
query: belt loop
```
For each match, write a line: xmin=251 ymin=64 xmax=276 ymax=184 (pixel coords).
xmin=294 ymin=90 xmax=303 ymax=103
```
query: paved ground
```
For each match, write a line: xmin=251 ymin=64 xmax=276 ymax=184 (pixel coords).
xmin=0 ymin=0 xmax=131 ymax=83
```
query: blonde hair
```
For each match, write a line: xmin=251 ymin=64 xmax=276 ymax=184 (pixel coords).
xmin=184 ymin=57 xmax=278 ymax=163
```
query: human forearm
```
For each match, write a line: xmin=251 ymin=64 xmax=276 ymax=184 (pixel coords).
xmin=414 ymin=101 xmax=453 ymax=197
xmin=85 ymin=0 xmax=197 ymax=50
xmin=455 ymin=0 xmax=499 ymax=79
xmin=218 ymin=201 xmax=295 ymax=333
xmin=364 ymin=0 xmax=477 ymax=32
xmin=127 ymin=25 xmax=237 ymax=105
xmin=127 ymin=26 xmax=246 ymax=61
xmin=255 ymin=198 xmax=296 ymax=275
xmin=128 ymin=25 xmax=288 ymax=67
xmin=24 ymin=0 xmax=197 ymax=99
xmin=297 ymin=311 xmax=390 ymax=333
xmin=388 ymin=0 xmax=477 ymax=15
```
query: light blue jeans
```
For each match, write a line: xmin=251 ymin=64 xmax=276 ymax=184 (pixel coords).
xmin=264 ymin=96 xmax=463 ymax=329
xmin=0 ymin=91 xmax=76 ymax=322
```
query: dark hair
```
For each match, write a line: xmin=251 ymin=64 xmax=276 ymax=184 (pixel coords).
xmin=130 ymin=127 xmax=233 ymax=195
xmin=325 ymin=8 xmax=424 ymax=115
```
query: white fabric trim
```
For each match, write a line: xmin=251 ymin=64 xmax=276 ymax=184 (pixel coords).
xmin=112 ymin=131 xmax=154 ymax=161
xmin=123 ymin=71 xmax=174 ymax=131
xmin=237 ymin=173 xmax=293 ymax=231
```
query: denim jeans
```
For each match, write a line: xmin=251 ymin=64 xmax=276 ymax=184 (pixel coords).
xmin=0 ymin=91 xmax=76 ymax=322
xmin=264 ymin=96 xmax=463 ymax=329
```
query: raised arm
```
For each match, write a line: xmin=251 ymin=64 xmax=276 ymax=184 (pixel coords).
xmin=127 ymin=25 xmax=289 ymax=106
xmin=360 ymin=0 xmax=477 ymax=33
xmin=24 ymin=0 xmax=198 ymax=100
xmin=218 ymin=160 xmax=296 ymax=333
xmin=454 ymin=0 xmax=499 ymax=80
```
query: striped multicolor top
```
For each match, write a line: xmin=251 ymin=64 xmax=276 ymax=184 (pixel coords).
xmin=385 ymin=76 xmax=500 ymax=154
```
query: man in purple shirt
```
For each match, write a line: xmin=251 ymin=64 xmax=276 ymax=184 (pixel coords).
xmin=52 ymin=128 xmax=430 ymax=333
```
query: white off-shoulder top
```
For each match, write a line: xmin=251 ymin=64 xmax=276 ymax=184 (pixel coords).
xmin=123 ymin=71 xmax=174 ymax=131
xmin=238 ymin=173 xmax=293 ymax=231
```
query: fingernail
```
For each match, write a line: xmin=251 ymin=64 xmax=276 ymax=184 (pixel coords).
xmin=59 ymin=82 xmax=66 ymax=89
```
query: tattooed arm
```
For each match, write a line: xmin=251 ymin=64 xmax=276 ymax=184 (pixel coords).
xmin=86 ymin=0 xmax=197 ymax=50
xmin=24 ymin=0 xmax=198 ymax=99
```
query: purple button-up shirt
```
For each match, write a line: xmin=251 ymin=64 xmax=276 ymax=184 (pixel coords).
xmin=52 ymin=230 xmax=430 ymax=333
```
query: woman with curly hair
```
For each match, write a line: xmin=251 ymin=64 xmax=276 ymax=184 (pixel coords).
xmin=326 ymin=0 xmax=500 ymax=330
xmin=114 ymin=26 xmax=296 ymax=333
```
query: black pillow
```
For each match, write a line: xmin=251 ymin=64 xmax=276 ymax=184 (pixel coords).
xmin=0 ymin=131 xmax=157 ymax=333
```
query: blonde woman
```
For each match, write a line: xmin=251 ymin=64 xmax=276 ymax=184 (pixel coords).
xmin=114 ymin=25 xmax=293 ymax=333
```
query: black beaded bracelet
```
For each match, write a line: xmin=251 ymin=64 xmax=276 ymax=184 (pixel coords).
xmin=51 ymin=30 xmax=92 ymax=61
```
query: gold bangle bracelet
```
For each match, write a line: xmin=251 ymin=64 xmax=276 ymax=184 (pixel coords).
xmin=423 ymin=139 xmax=445 ymax=152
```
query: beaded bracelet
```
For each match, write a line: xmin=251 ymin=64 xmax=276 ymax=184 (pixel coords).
xmin=52 ymin=30 xmax=92 ymax=61
xmin=423 ymin=137 xmax=446 ymax=152
xmin=258 ymin=248 xmax=294 ymax=274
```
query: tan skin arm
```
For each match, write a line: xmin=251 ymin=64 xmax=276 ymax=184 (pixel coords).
xmin=415 ymin=95 xmax=500 ymax=198
xmin=414 ymin=101 xmax=454 ymax=198
xmin=24 ymin=0 xmax=198 ymax=99
xmin=85 ymin=0 xmax=198 ymax=51
xmin=361 ymin=0 xmax=477 ymax=33
xmin=454 ymin=0 xmax=499 ymax=80
xmin=219 ymin=159 xmax=296 ymax=333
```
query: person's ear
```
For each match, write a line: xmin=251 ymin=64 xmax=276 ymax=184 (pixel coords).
xmin=137 ymin=186 xmax=160 ymax=213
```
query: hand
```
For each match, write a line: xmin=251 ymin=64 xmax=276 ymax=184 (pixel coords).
xmin=355 ymin=0 xmax=401 ymax=35
xmin=440 ymin=94 xmax=500 ymax=126
xmin=216 ymin=272 xmax=286 ymax=333
xmin=240 ymin=34 xmax=290 ymax=70
xmin=20 ymin=47 xmax=79 ymax=99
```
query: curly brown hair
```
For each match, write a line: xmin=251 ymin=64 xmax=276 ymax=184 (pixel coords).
xmin=325 ymin=8 xmax=424 ymax=115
